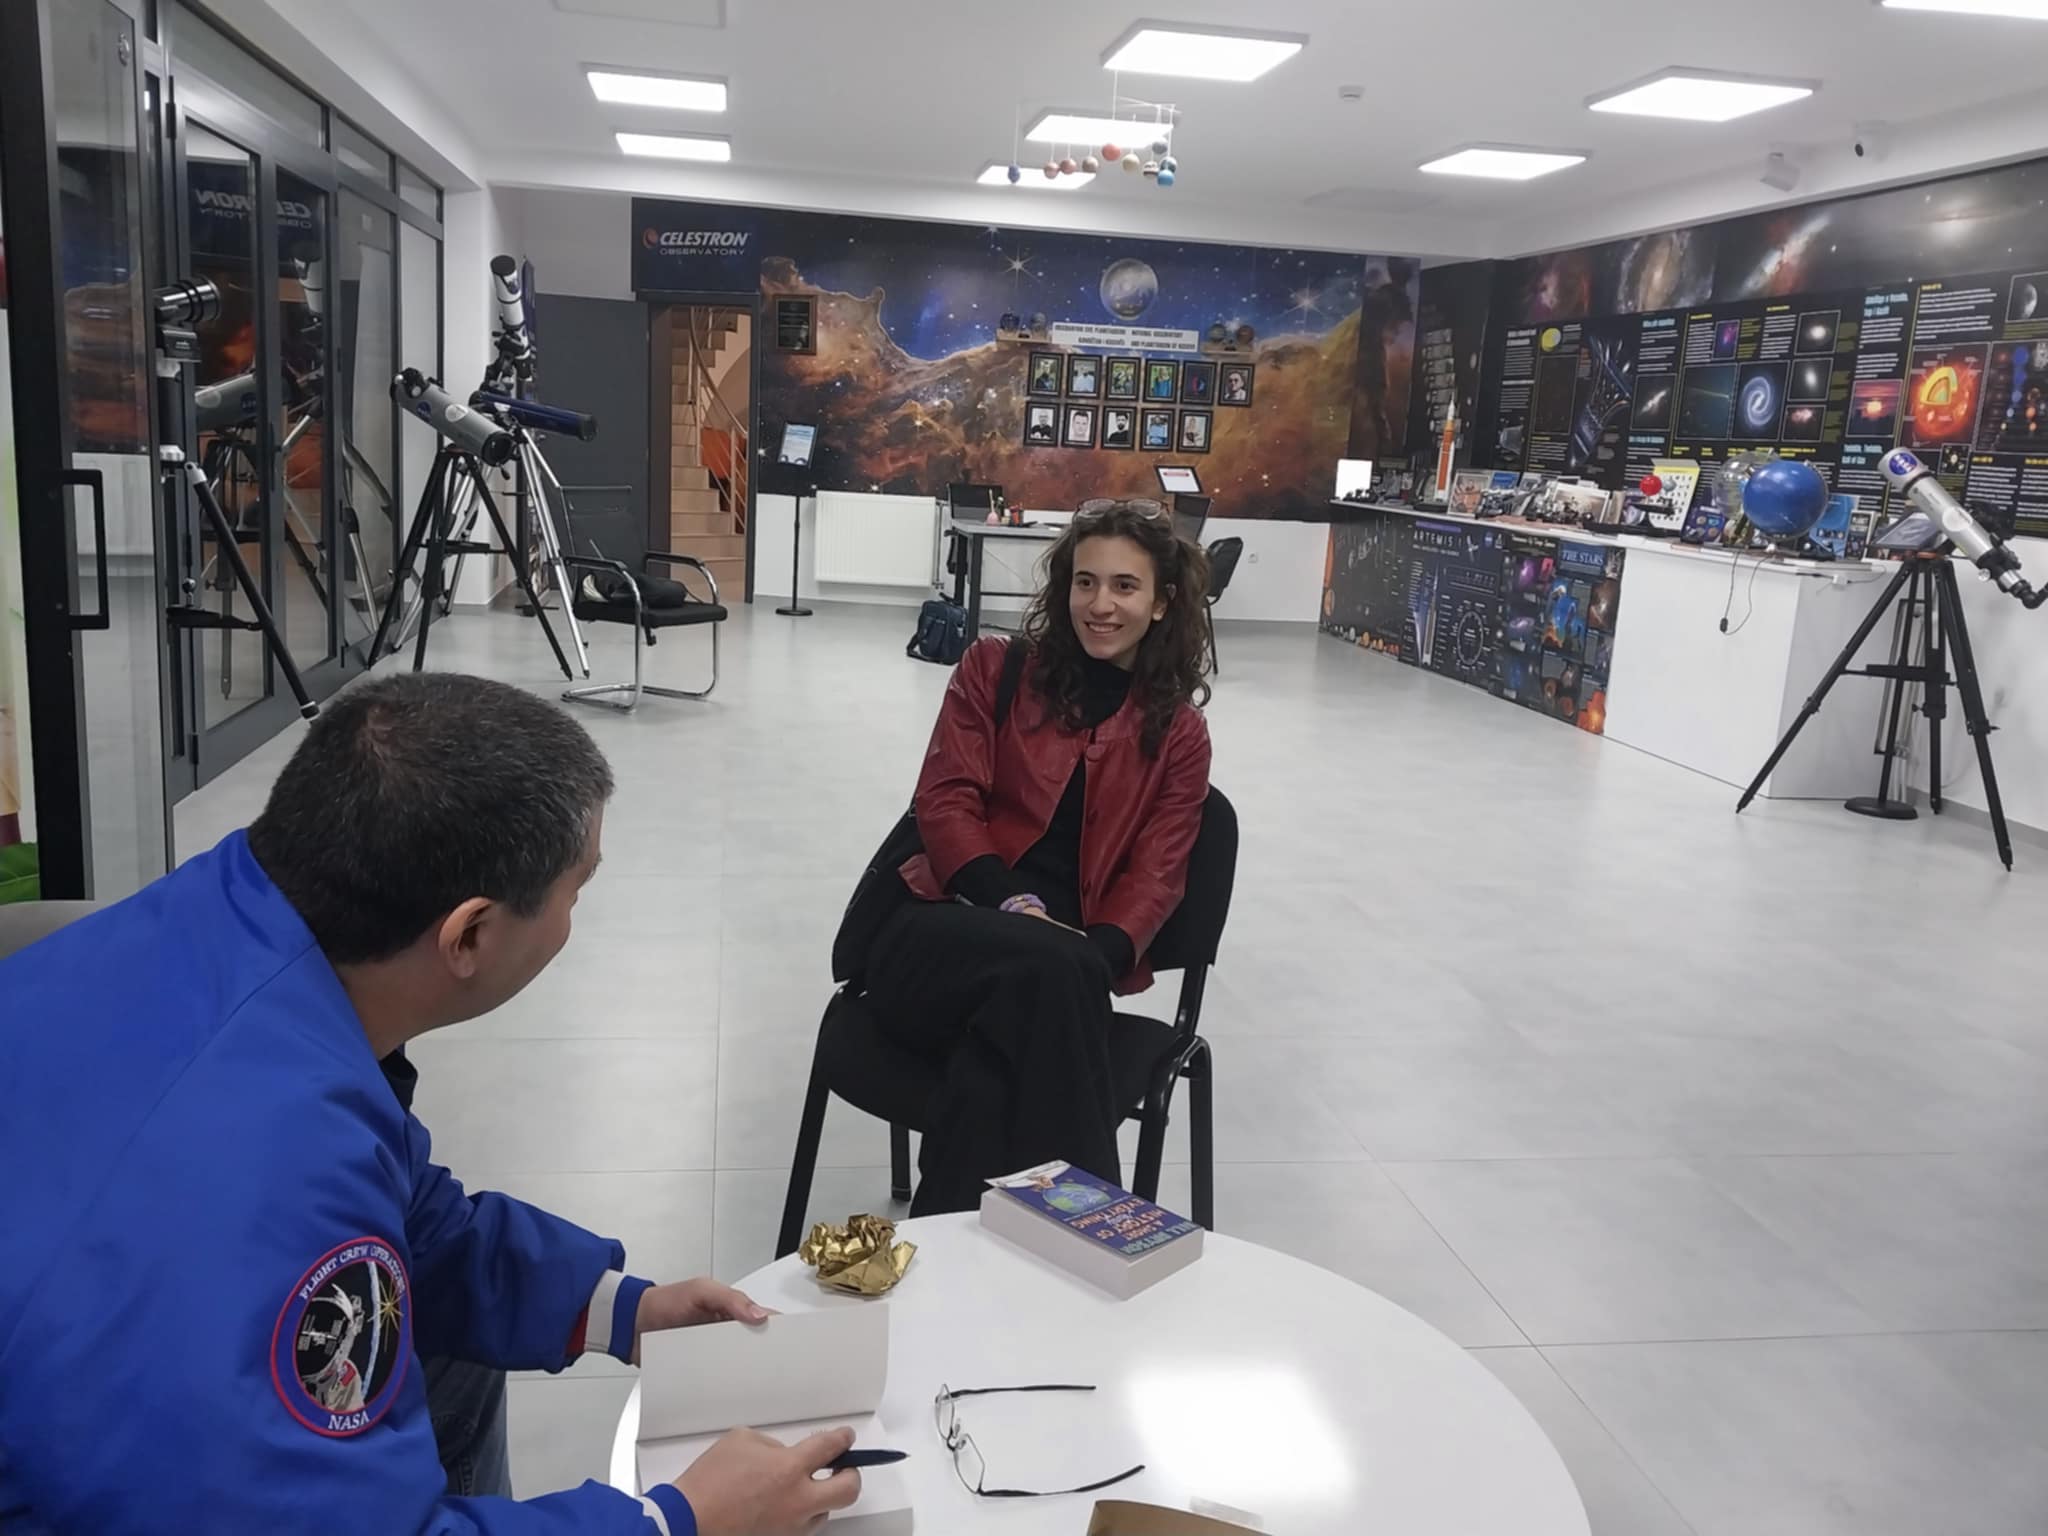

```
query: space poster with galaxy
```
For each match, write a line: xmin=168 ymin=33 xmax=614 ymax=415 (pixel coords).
xmin=632 ymin=197 xmax=1418 ymax=520
xmin=1474 ymin=155 xmax=2048 ymax=538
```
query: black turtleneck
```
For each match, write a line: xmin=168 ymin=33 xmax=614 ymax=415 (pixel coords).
xmin=945 ymin=654 xmax=1137 ymax=979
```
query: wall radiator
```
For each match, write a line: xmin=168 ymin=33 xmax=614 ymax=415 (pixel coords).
xmin=812 ymin=490 xmax=937 ymax=587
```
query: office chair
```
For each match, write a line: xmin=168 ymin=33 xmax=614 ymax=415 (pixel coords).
xmin=1203 ymin=536 xmax=1244 ymax=677
xmin=776 ymin=788 xmax=1238 ymax=1258
xmin=560 ymin=552 xmax=727 ymax=712
xmin=1170 ymin=496 xmax=1211 ymax=546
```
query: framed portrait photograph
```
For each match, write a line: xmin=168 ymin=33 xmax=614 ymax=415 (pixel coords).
xmin=1179 ymin=360 xmax=1217 ymax=404
xmin=1100 ymin=405 xmax=1136 ymax=450
xmin=1144 ymin=360 xmax=1180 ymax=402
xmin=1063 ymin=404 xmax=1098 ymax=448
xmin=1027 ymin=352 xmax=1064 ymax=398
xmin=1178 ymin=408 xmax=1212 ymax=454
xmin=772 ymin=296 xmax=817 ymax=355
xmin=1105 ymin=356 xmax=1141 ymax=401
xmin=1022 ymin=401 xmax=1059 ymax=447
xmin=1218 ymin=363 xmax=1254 ymax=406
xmin=1140 ymin=407 xmax=1176 ymax=451
xmin=1066 ymin=354 xmax=1101 ymax=398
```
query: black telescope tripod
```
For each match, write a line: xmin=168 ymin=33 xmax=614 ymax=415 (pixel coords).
xmin=161 ymin=446 xmax=317 ymax=719
xmin=1737 ymin=553 xmax=2011 ymax=869
xmin=365 ymin=440 xmax=573 ymax=679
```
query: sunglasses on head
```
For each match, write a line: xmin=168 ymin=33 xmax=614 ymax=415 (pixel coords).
xmin=1075 ymin=497 xmax=1168 ymax=522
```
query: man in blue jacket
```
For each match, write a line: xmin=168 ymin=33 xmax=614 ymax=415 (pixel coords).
xmin=0 ymin=674 xmax=859 ymax=1534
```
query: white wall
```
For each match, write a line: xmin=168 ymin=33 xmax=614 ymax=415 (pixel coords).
xmin=441 ymin=188 xmax=523 ymax=606
xmin=494 ymin=187 xmax=634 ymax=302
xmin=752 ymin=491 xmax=1328 ymax=624
xmin=1904 ymin=538 xmax=2048 ymax=837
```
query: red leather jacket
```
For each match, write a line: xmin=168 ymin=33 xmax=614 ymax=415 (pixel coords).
xmin=900 ymin=637 xmax=1212 ymax=992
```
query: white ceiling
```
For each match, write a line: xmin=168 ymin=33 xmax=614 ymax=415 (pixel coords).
xmin=317 ymin=0 xmax=2048 ymax=260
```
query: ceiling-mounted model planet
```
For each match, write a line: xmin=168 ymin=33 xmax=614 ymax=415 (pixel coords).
xmin=1100 ymin=258 xmax=1159 ymax=321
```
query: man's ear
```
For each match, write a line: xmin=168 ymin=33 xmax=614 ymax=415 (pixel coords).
xmin=434 ymin=897 xmax=494 ymax=980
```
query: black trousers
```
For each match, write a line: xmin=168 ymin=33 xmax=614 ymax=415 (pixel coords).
xmin=865 ymin=902 xmax=1121 ymax=1216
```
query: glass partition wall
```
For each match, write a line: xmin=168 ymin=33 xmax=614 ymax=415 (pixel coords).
xmin=0 ymin=0 xmax=442 ymax=898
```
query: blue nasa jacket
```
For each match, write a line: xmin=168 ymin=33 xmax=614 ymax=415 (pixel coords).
xmin=0 ymin=833 xmax=695 ymax=1535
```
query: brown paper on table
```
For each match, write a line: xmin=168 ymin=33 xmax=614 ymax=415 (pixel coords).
xmin=1088 ymin=1501 xmax=1262 ymax=1536
xmin=797 ymin=1213 xmax=916 ymax=1295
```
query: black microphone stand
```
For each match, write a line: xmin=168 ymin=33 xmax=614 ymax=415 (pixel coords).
xmin=777 ymin=485 xmax=814 ymax=618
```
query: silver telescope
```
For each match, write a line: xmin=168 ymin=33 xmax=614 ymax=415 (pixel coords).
xmin=393 ymin=368 xmax=515 ymax=466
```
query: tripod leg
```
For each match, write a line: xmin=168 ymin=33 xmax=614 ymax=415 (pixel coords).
xmin=412 ymin=500 xmax=447 ymax=674
xmin=367 ymin=448 xmax=447 ymax=665
xmin=1935 ymin=563 xmax=2014 ymax=870
xmin=523 ymin=444 xmax=591 ymax=676
xmin=1738 ymin=559 xmax=1915 ymax=811
xmin=1866 ymin=568 xmax=1920 ymax=810
xmin=467 ymin=458 xmax=575 ymax=680
xmin=1921 ymin=566 xmax=1944 ymax=814
xmin=181 ymin=463 xmax=318 ymax=718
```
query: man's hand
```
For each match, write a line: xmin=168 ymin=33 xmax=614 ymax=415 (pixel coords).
xmin=675 ymin=1426 xmax=861 ymax=1536
xmin=631 ymin=1278 xmax=772 ymax=1364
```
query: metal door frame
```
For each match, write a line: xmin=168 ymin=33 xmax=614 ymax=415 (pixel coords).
xmin=0 ymin=0 xmax=173 ymax=896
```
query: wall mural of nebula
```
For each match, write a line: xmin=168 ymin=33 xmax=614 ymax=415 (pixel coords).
xmin=633 ymin=199 xmax=1418 ymax=520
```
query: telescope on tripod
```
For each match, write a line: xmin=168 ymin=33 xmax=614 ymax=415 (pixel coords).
xmin=1736 ymin=447 xmax=2043 ymax=869
xmin=364 ymin=253 xmax=600 ymax=677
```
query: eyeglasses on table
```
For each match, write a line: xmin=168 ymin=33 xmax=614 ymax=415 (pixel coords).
xmin=933 ymin=1383 xmax=1145 ymax=1499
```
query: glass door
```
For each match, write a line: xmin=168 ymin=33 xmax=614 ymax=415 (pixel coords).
xmin=0 ymin=0 xmax=171 ymax=900
xmin=162 ymin=74 xmax=344 ymax=784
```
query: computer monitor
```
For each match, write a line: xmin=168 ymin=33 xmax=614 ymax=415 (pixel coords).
xmin=947 ymin=482 xmax=1002 ymax=518
xmin=1156 ymin=465 xmax=1202 ymax=496
xmin=1334 ymin=457 xmax=1374 ymax=497
xmin=778 ymin=422 xmax=817 ymax=467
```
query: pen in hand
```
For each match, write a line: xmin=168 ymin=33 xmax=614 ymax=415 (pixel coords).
xmin=821 ymin=1448 xmax=908 ymax=1474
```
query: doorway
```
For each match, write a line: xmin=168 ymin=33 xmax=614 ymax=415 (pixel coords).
xmin=652 ymin=303 xmax=753 ymax=601
xmin=1 ymin=0 xmax=173 ymax=900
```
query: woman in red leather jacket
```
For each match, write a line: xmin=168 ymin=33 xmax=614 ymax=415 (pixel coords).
xmin=870 ymin=500 xmax=1212 ymax=1214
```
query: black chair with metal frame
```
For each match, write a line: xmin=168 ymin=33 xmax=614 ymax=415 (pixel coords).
xmin=1202 ymin=536 xmax=1244 ymax=676
xmin=775 ymin=788 xmax=1237 ymax=1259
xmin=560 ymin=551 xmax=727 ymax=713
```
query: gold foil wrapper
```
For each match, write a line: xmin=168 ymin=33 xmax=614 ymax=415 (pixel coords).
xmin=798 ymin=1213 xmax=917 ymax=1296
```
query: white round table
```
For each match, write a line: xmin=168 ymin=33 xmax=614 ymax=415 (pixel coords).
xmin=610 ymin=1214 xmax=1587 ymax=1534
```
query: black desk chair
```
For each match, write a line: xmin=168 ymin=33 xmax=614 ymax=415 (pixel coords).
xmin=1204 ymin=536 xmax=1244 ymax=676
xmin=560 ymin=552 xmax=727 ymax=712
xmin=775 ymin=788 xmax=1237 ymax=1258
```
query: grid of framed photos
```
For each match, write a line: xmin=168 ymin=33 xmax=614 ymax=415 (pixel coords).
xmin=1026 ymin=351 xmax=1248 ymax=454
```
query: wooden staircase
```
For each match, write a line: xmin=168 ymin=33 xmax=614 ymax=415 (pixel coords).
xmin=668 ymin=310 xmax=748 ymax=601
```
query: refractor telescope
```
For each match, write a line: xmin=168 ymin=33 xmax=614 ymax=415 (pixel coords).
xmin=1880 ymin=449 xmax=2045 ymax=609
xmin=471 ymin=389 xmax=597 ymax=442
xmin=392 ymin=368 xmax=515 ymax=466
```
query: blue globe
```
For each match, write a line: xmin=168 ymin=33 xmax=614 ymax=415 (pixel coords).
xmin=1741 ymin=459 xmax=1830 ymax=541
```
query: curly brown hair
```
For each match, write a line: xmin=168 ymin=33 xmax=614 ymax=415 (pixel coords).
xmin=1019 ymin=500 xmax=1212 ymax=755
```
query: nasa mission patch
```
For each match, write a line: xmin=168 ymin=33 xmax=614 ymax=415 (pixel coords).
xmin=271 ymin=1237 xmax=411 ymax=1436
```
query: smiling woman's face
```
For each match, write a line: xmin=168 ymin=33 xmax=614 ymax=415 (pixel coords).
xmin=1069 ymin=534 xmax=1167 ymax=670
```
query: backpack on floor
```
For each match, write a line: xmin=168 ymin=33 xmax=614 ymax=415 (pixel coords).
xmin=906 ymin=597 xmax=969 ymax=665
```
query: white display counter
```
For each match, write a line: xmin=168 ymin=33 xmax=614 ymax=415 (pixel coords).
xmin=1325 ymin=501 xmax=1904 ymax=801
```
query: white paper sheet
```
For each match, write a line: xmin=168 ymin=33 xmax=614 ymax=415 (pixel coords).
xmin=638 ymin=1304 xmax=889 ymax=1440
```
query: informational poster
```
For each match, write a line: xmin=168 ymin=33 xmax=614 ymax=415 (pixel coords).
xmin=1322 ymin=510 xmax=1623 ymax=735
xmin=1478 ymin=157 xmax=2048 ymax=538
